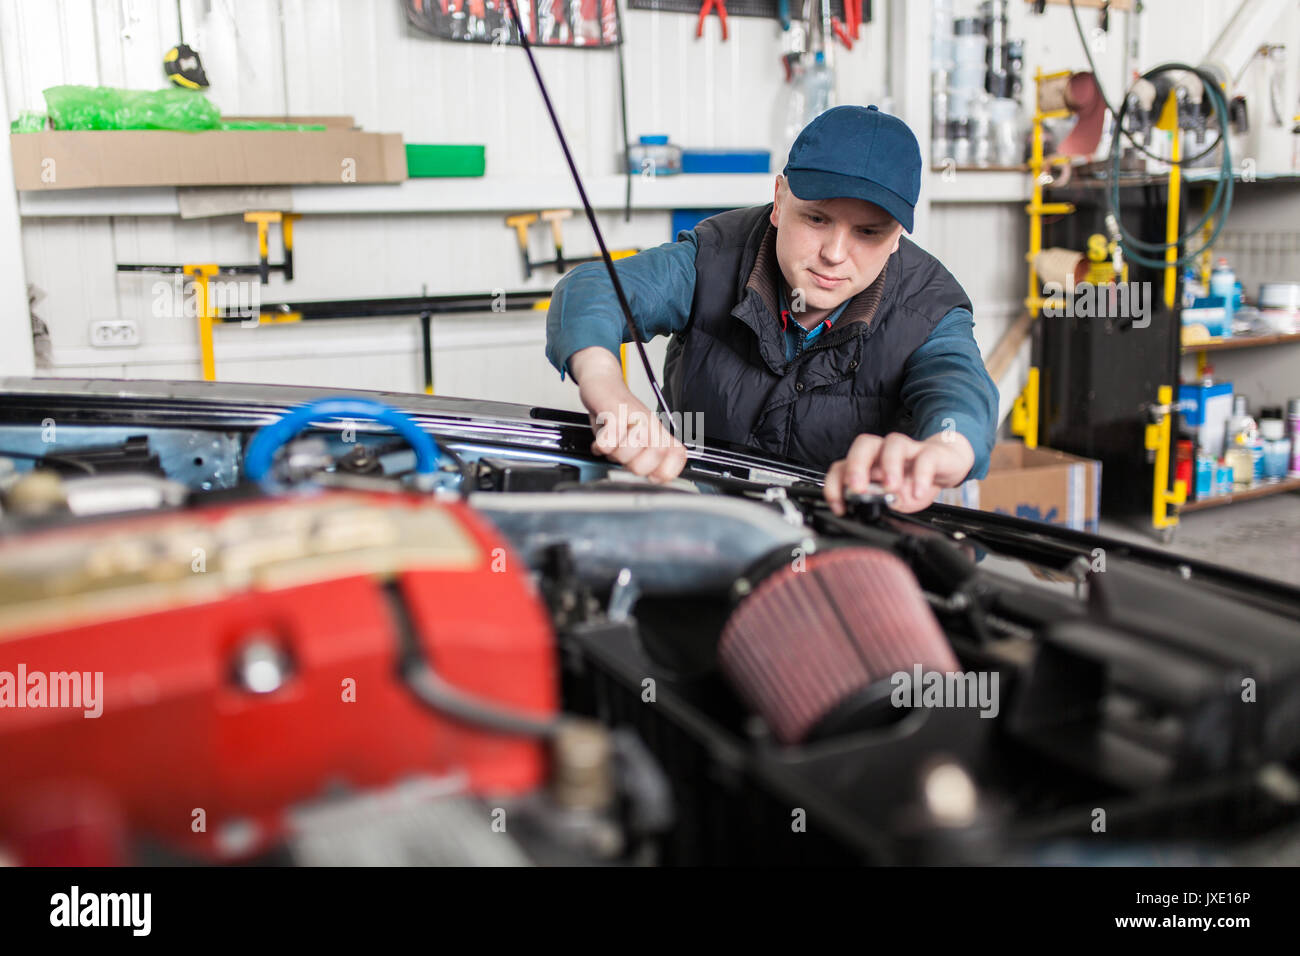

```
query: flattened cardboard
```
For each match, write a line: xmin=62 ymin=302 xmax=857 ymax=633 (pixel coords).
xmin=11 ymin=127 xmax=405 ymax=190
xmin=938 ymin=441 xmax=1103 ymax=533
xmin=221 ymin=115 xmax=356 ymax=129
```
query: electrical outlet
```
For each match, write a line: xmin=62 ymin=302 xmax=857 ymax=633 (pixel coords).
xmin=90 ymin=320 xmax=140 ymax=348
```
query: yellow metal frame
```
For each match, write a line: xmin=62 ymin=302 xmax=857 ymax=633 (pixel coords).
xmin=1155 ymin=96 xmax=1182 ymax=310
xmin=1146 ymin=96 xmax=1189 ymax=531
xmin=1014 ymin=70 xmax=1077 ymax=451
xmin=1025 ymin=69 xmax=1077 ymax=316
xmin=1146 ymin=385 xmax=1187 ymax=530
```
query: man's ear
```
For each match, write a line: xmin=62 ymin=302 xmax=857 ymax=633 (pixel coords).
xmin=890 ymin=226 xmax=903 ymax=255
xmin=771 ymin=176 xmax=783 ymax=227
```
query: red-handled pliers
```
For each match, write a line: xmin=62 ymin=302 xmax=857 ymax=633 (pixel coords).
xmin=832 ymin=15 xmax=852 ymax=49
xmin=831 ymin=15 xmax=853 ymax=49
xmin=696 ymin=0 xmax=728 ymax=41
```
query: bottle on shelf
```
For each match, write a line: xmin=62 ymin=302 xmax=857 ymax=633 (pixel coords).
xmin=1209 ymin=257 xmax=1236 ymax=338
xmin=1260 ymin=412 xmax=1289 ymax=482
xmin=1226 ymin=436 xmax=1256 ymax=489
xmin=1215 ymin=458 xmax=1235 ymax=496
xmin=1195 ymin=451 xmax=1215 ymax=497
xmin=1227 ymin=395 xmax=1256 ymax=447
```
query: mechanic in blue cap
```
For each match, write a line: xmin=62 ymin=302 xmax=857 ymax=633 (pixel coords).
xmin=545 ymin=105 xmax=998 ymax=514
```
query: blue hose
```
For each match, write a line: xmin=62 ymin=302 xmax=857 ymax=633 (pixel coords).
xmin=244 ymin=398 xmax=443 ymax=482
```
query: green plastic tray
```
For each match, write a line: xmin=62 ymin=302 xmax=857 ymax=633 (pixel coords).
xmin=405 ymin=144 xmax=486 ymax=178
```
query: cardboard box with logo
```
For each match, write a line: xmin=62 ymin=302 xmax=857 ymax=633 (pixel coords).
xmin=938 ymin=441 xmax=1103 ymax=533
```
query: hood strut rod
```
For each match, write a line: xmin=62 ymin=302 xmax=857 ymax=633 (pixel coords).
xmin=502 ymin=0 xmax=677 ymax=436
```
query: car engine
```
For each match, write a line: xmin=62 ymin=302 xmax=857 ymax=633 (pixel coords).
xmin=1 ymin=380 xmax=1299 ymax=866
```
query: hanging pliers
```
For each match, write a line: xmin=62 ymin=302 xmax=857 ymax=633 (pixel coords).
xmin=696 ymin=0 xmax=728 ymax=41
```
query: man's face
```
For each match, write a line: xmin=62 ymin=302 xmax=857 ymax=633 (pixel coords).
xmin=770 ymin=176 xmax=904 ymax=316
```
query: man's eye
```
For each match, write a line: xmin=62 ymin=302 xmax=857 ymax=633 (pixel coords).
xmin=806 ymin=214 xmax=824 ymax=223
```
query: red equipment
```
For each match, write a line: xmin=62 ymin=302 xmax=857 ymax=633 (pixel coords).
xmin=0 ymin=490 xmax=556 ymax=865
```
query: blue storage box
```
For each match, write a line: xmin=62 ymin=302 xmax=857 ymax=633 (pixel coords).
xmin=680 ymin=149 xmax=771 ymax=174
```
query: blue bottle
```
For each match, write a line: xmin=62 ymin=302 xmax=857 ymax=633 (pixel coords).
xmin=1209 ymin=258 xmax=1236 ymax=337
xmin=1195 ymin=454 xmax=1215 ymax=498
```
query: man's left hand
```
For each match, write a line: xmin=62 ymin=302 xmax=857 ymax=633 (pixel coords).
xmin=824 ymin=431 xmax=975 ymax=515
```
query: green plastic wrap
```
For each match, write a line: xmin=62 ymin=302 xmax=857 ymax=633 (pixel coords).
xmin=43 ymin=85 xmax=221 ymax=131
xmin=9 ymin=110 xmax=48 ymax=133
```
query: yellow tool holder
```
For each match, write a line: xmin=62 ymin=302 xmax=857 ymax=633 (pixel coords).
xmin=186 ymin=212 xmax=301 ymax=382
xmin=187 ymin=264 xmax=220 ymax=382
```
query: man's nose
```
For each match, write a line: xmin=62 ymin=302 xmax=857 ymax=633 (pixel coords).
xmin=821 ymin=227 xmax=850 ymax=263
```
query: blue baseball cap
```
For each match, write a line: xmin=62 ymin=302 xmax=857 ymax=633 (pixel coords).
xmin=782 ymin=105 xmax=922 ymax=233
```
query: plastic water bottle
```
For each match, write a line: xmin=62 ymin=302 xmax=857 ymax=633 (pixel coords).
xmin=1210 ymin=258 xmax=1236 ymax=336
xmin=802 ymin=52 xmax=834 ymax=125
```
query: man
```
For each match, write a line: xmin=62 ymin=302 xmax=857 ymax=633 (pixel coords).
xmin=545 ymin=105 xmax=998 ymax=514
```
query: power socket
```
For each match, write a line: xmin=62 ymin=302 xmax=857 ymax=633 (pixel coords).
xmin=90 ymin=320 xmax=140 ymax=348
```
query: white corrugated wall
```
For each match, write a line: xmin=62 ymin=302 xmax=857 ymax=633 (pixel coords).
xmin=1 ymin=0 xmax=889 ymax=409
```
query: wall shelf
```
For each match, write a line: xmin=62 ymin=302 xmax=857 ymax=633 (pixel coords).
xmin=16 ymin=174 xmax=778 ymax=218
xmin=1181 ymin=331 xmax=1300 ymax=354
xmin=1178 ymin=475 xmax=1300 ymax=513
xmin=926 ymin=168 xmax=1032 ymax=204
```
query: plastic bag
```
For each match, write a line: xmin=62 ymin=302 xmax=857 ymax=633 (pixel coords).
xmin=9 ymin=110 xmax=48 ymax=133
xmin=43 ymin=85 xmax=221 ymax=131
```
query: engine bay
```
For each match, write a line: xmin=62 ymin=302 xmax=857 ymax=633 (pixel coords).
xmin=1 ymin=380 xmax=1299 ymax=866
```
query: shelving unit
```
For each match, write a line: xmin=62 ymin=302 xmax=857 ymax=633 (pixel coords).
xmin=1178 ymin=476 xmax=1300 ymax=512
xmin=1178 ymin=330 xmax=1300 ymax=514
xmin=1034 ymin=158 xmax=1300 ymax=537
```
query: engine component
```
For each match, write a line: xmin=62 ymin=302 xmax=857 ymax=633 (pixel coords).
xmin=476 ymin=456 xmax=580 ymax=492
xmin=4 ymin=469 xmax=66 ymax=517
xmin=718 ymin=547 xmax=960 ymax=745
xmin=243 ymin=398 xmax=447 ymax=486
xmin=63 ymin=473 xmax=189 ymax=516
xmin=0 ymin=490 xmax=556 ymax=864
xmin=34 ymin=434 xmax=162 ymax=477
xmin=471 ymin=491 xmax=809 ymax=595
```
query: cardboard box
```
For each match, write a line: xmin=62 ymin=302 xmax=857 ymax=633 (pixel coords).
xmin=937 ymin=441 xmax=1103 ymax=533
xmin=11 ymin=120 xmax=406 ymax=190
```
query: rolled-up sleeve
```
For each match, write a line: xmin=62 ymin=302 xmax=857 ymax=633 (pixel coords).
xmin=900 ymin=307 xmax=1000 ymax=481
xmin=546 ymin=231 xmax=699 ymax=380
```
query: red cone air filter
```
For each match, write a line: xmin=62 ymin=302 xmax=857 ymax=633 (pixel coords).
xmin=718 ymin=547 xmax=959 ymax=745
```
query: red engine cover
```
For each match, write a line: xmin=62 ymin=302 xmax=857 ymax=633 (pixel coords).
xmin=0 ymin=490 xmax=556 ymax=864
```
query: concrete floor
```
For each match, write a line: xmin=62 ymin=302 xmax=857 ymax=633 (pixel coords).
xmin=1099 ymin=490 xmax=1300 ymax=588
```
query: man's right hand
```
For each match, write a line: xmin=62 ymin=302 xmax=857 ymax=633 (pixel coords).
xmin=569 ymin=346 xmax=688 ymax=483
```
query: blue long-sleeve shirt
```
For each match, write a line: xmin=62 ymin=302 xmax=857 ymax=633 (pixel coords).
xmin=546 ymin=228 xmax=999 ymax=480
